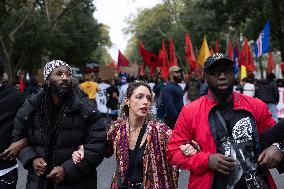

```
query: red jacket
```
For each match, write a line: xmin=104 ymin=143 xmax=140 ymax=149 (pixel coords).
xmin=167 ymin=91 xmax=277 ymax=189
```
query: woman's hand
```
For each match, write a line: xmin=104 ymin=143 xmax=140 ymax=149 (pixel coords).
xmin=72 ymin=145 xmax=84 ymax=164
xmin=180 ymin=140 xmax=200 ymax=156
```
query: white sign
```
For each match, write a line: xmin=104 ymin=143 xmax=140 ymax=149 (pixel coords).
xmin=277 ymin=87 xmax=284 ymax=118
xmin=96 ymin=83 xmax=110 ymax=113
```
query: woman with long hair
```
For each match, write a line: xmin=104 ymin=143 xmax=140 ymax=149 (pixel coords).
xmin=73 ymin=80 xmax=178 ymax=189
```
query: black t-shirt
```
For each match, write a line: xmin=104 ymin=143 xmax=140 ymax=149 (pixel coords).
xmin=211 ymin=102 xmax=262 ymax=189
xmin=129 ymin=141 xmax=147 ymax=183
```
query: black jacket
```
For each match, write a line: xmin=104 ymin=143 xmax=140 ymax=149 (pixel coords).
xmin=255 ymin=79 xmax=279 ymax=104
xmin=13 ymin=89 xmax=106 ymax=189
xmin=0 ymin=85 xmax=25 ymax=170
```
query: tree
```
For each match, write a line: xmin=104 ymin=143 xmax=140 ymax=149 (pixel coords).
xmin=124 ymin=0 xmax=226 ymax=71
xmin=200 ymin=0 xmax=284 ymax=61
xmin=0 ymin=0 xmax=112 ymax=83
xmin=0 ymin=0 xmax=37 ymax=83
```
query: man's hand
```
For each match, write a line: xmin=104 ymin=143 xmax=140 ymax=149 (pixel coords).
xmin=0 ymin=138 xmax=29 ymax=160
xmin=208 ymin=153 xmax=236 ymax=175
xmin=258 ymin=145 xmax=283 ymax=168
xmin=33 ymin=157 xmax=47 ymax=176
xmin=46 ymin=166 xmax=65 ymax=183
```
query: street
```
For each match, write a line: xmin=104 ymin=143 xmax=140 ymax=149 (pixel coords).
xmin=17 ymin=157 xmax=284 ymax=189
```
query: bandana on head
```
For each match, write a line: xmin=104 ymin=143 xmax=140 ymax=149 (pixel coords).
xmin=43 ymin=60 xmax=71 ymax=81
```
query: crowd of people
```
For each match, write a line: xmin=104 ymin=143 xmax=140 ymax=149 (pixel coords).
xmin=1 ymin=53 xmax=284 ymax=189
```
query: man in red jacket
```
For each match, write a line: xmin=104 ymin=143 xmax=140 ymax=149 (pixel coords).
xmin=167 ymin=53 xmax=283 ymax=189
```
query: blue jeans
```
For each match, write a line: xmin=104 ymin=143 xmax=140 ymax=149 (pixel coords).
xmin=267 ymin=103 xmax=278 ymax=122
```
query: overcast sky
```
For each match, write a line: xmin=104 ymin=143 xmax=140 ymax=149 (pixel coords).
xmin=93 ymin=0 xmax=161 ymax=61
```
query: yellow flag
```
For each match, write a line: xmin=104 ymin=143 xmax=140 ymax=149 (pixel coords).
xmin=240 ymin=65 xmax=247 ymax=80
xmin=197 ymin=35 xmax=210 ymax=65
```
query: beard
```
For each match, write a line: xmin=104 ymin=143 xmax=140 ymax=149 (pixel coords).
xmin=47 ymin=80 xmax=72 ymax=97
xmin=209 ymin=84 xmax=233 ymax=99
xmin=173 ymin=75 xmax=182 ymax=83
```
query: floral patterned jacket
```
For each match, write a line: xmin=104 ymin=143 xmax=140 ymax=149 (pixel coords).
xmin=106 ymin=117 xmax=178 ymax=189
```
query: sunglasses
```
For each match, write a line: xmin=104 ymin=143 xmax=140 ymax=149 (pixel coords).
xmin=206 ymin=66 xmax=234 ymax=77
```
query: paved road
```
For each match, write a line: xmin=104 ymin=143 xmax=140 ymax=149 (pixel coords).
xmin=16 ymin=157 xmax=284 ymax=189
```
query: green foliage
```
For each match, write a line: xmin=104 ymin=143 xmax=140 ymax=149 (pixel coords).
xmin=125 ymin=0 xmax=284 ymax=71
xmin=0 ymin=0 xmax=112 ymax=82
xmin=200 ymin=0 xmax=284 ymax=59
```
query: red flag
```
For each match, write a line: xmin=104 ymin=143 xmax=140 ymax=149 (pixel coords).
xmin=228 ymin=39 xmax=233 ymax=59
xmin=139 ymin=63 xmax=145 ymax=76
xmin=240 ymin=38 xmax=255 ymax=72
xmin=267 ymin=52 xmax=276 ymax=73
xmin=139 ymin=42 xmax=163 ymax=67
xmin=210 ymin=47 xmax=214 ymax=55
xmin=160 ymin=39 xmax=169 ymax=81
xmin=106 ymin=60 xmax=116 ymax=68
xmin=118 ymin=50 xmax=129 ymax=66
xmin=185 ymin=33 xmax=197 ymax=72
xmin=19 ymin=74 xmax=25 ymax=93
xmin=169 ymin=39 xmax=178 ymax=67
xmin=281 ymin=62 xmax=284 ymax=73
xmin=150 ymin=66 xmax=155 ymax=77
xmin=215 ymin=39 xmax=219 ymax=53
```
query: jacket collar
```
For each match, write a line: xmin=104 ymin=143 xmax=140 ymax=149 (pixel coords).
xmin=68 ymin=91 xmax=81 ymax=112
xmin=207 ymin=90 xmax=242 ymax=109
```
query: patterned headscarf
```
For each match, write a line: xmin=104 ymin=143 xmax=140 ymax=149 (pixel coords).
xmin=43 ymin=60 xmax=71 ymax=81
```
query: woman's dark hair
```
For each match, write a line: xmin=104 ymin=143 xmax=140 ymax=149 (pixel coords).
xmin=121 ymin=80 xmax=153 ymax=117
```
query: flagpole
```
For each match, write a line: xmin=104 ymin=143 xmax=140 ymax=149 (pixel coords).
xmin=259 ymin=55 xmax=264 ymax=79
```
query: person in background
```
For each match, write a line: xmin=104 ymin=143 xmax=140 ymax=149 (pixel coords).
xmin=153 ymin=77 xmax=165 ymax=120
xmin=0 ymin=56 xmax=27 ymax=189
xmin=242 ymin=77 xmax=255 ymax=97
xmin=184 ymin=72 xmax=201 ymax=103
xmin=96 ymin=79 xmax=110 ymax=116
xmin=161 ymin=65 xmax=184 ymax=129
xmin=198 ymin=79 xmax=209 ymax=97
xmin=255 ymin=73 xmax=279 ymax=122
xmin=24 ymin=76 xmax=40 ymax=96
xmin=73 ymin=80 xmax=178 ymax=189
xmin=13 ymin=60 xmax=106 ymax=189
xmin=106 ymin=79 xmax=119 ymax=120
xmin=80 ymin=77 xmax=99 ymax=106
xmin=167 ymin=53 xmax=282 ymax=189
xmin=119 ymin=77 xmax=132 ymax=104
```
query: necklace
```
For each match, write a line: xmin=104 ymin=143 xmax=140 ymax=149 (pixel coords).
xmin=129 ymin=126 xmax=141 ymax=133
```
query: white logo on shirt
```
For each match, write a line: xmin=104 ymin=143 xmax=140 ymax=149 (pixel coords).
xmin=232 ymin=117 xmax=252 ymax=143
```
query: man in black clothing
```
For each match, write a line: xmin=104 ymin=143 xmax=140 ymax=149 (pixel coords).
xmin=0 ymin=56 xmax=26 ymax=189
xmin=161 ymin=65 xmax=184 ymax=129
xmin=106 ymin=79 xmax=119 ymax=120
xmin=13 ymin=60 xmax=106 ymax=189
xmin=255 ymin=73 xmax=279 ymax=122
xmin=204 ymin=54 xmax=282 ymax=189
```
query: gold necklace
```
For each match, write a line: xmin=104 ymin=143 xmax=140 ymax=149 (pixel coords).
xmin=129 ymin=126 xmax=141 ymax=133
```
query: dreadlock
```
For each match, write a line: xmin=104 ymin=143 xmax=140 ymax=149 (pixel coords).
xmin=38 ymin=85 xmax=72 ymax=133
xmin=36 ymin=86 xmax=71 ymax=170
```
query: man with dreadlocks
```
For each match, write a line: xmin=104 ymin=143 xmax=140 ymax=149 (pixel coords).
xmin=13 ymin=60 xmax=106 ymax=189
